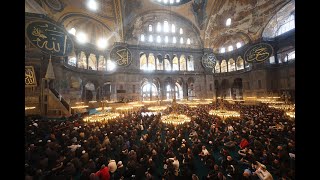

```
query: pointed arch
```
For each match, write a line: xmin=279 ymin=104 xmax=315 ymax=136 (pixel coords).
xmin=164 ymin=54 xmax=171 ymax=71
xmin=215 ymin=60 xmax=220 ymax=73
xmin=236 ymin=56 xmax=244 ymax=70
xmin=140 ymin=52 xmax=147 ymax=70
xmin=228 ymin=58 xmax=236 ymax=72
xmin=156 ymin=54 xmax=163 ymax=70
xmin=187 ymin=55 xmax=194 ymax=71
xmin=78 ymin=51 xmax=87 ymax=69
xmin=221 ymin=60 xmax=227 ymax=73
xmin=148 ymin=53 xmax=156 ymax=70
xmin=172 ymin=55 xmax=179 ymax=71
xmin=88 ymin=54 xmax=97 ymax=70
xmin=179 ymin=55 xmax=187 ymax=71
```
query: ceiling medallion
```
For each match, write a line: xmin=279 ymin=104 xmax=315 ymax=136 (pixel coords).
xmin=44 ymin=0 xmax=63 ymax=11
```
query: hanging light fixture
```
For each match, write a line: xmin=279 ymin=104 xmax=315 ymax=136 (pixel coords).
xmin=209 ymin=99 xmax=240 ymax=120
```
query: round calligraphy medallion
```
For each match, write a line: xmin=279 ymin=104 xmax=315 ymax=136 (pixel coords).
xmin=202 ymin=53 xmax=216 ymax=69
xmin=110 ymin=46 xmax=132 ymax=67
xmin=44 ymin=0 xmax=63 ymax=11
xmin=244 ymin=43 xmax=273 ymax=63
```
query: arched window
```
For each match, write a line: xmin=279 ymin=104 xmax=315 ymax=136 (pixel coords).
xmin=276 ymin=15 xmax=295 ymax=36
xmin=215 ymin=60 xmax=220 ymax=73
xmin=165 ymin=36 xmax=169 ymax=43
xmin=172 ymin=24 xmax=176 ymax=33
xmin=221 ymin=60 xmax=227 ymax=72
xmin=88 ymin=54 xmax=97 ymax=70
xmin=68 ymin=56 xmax=76 ymax=66
xmin=175 ymin=83 xmax=183 ymax=99
xmin=164 ymin=21 xmax=169 ymax=33
xmin=187 ymin=38 xmax=191 ymax=44
xmin=179 ymin=28 xmax=183 ymax=34
xmin=156 ymin=55 xmax=163 ymax=70
xmin=228 ymin=45 xmax=233 ymax=52
xmin=148 ymin=35 xmax=153 ymax=42
xmin=141 ymin=82 xmax=158 ymax=101
xmin=172 ymin=55 xmax=179 ymax=71
xmin=78 ymin=51 xmax=87 ymax=69
xmin=262 ymin=1 xmax=295 ymax=38
xmin=228 ymin=59 xmax=236 ymax=72
xmin=148 ymin=54 xmax=156 ymax=70
xmin=98 ymin=56 xmax=106 ymax=71
xmin=288 ymin=51 xmax=295 ymax=61
xmin=180 ymin=37 xmax=184 ymax=44
xmin=68 ymin=51 xmax=76 ymax=66
xmin=140 ymin=53 xmax=148 ymax=70
xmin=164 ymin=55 xmax=171 ymax=71
xmin=179 ymin=55 xmax=187 ymax=71
xmin=149 ymin=25 xmax=153 ymax=32
xmin=236 ymin=56 xmax=244 ymax=70
xmin=157 ymin=22 xmax=162 ymax=32
xmin=141 ymin=34 xmax=145 ymax=41
xmin=173 ymin=36 xmax=177 ymax=43
xmin=220 ymin=47 xmax=225 ymax=53
xmin=166 ymin=84 xmax=172 ymax=100
xmin=156 ymin=35 xmax=161 ymax=43
xmin=187 ymin=55 xmax=194 ymax=71
xmin=226 ymin=18 xmax=231 ymax=26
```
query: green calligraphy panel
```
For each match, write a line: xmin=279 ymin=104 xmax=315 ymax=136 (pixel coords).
xmin=26 ymin=21 xmax=74 ymax=57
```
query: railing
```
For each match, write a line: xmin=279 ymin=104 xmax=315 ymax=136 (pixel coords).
xmin=49 ymin=87 xmax=70 ymax=111
xmin=213 ymin=67 xmax=252 ymax=77
xmin=63 ymin=61 xmax=206 ymax=75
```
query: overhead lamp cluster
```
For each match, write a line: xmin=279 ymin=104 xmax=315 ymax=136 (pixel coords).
xmin=83 ymin=112 xmax=120 ymax=123
xmin=161 ymin=113 xmax=191 ymax=125
xmin=286 ymin=111 xmax=295 ymax=119
xmin=148 ymin=106 xmax=168 ymax=112
xmin=25 ymin=106 xmax=36 ymax=110
xmin=209 ymin=109 xmax=240 ymax=120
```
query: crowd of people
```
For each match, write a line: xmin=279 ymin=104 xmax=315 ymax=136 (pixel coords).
xmin=25 ymin=102 xmax=295 ymax=179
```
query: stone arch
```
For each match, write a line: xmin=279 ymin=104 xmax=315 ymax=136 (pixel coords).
xmin=221 ymin=79 xmax=230 ymax=99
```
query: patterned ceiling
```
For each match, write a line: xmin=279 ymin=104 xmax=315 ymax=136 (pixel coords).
xmin=25 ymin=0 xmax=294 ymax=52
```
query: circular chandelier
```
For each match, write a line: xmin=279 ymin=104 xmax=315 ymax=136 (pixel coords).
xmin=209 ymin=109 xmax=240 ymax=119
xmin=116 ymin=106 xmax=133 ymax=111
xmin=83 ymin=112 xmax=120 ymax=123
xmin=160 ymin=96 xmax=191 ymax=126
xmin=286 ymin=111 xmax=295 ymax=118
xmin=132 ymin=104 xmax=145 ymax=107
xmin=161 ymin=113 xmax=191 ymax=125
xmin=268 ymin=104 xmax=295 ymax=110
xmin=25 ymin=106 xmax=36 ymax=110
xmin=148 ymin=106 xmax=167 ymax=112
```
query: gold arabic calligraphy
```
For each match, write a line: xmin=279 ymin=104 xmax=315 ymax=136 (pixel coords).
xmin=246 ymin=45 xmax=271 ymax=62
xmin=29 ymin=23 xmax=68 ymax=55
xmin=113 ymin=48 xmax=130 ymax=66
xmin=204 ymin=58 xmax=215 ymax=68
xmin=25 ymin=67 xmax=37 ymax=86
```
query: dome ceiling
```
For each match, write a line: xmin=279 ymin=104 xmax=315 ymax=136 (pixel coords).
xmin=26 ymin=0 xmax=293 ymax=51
